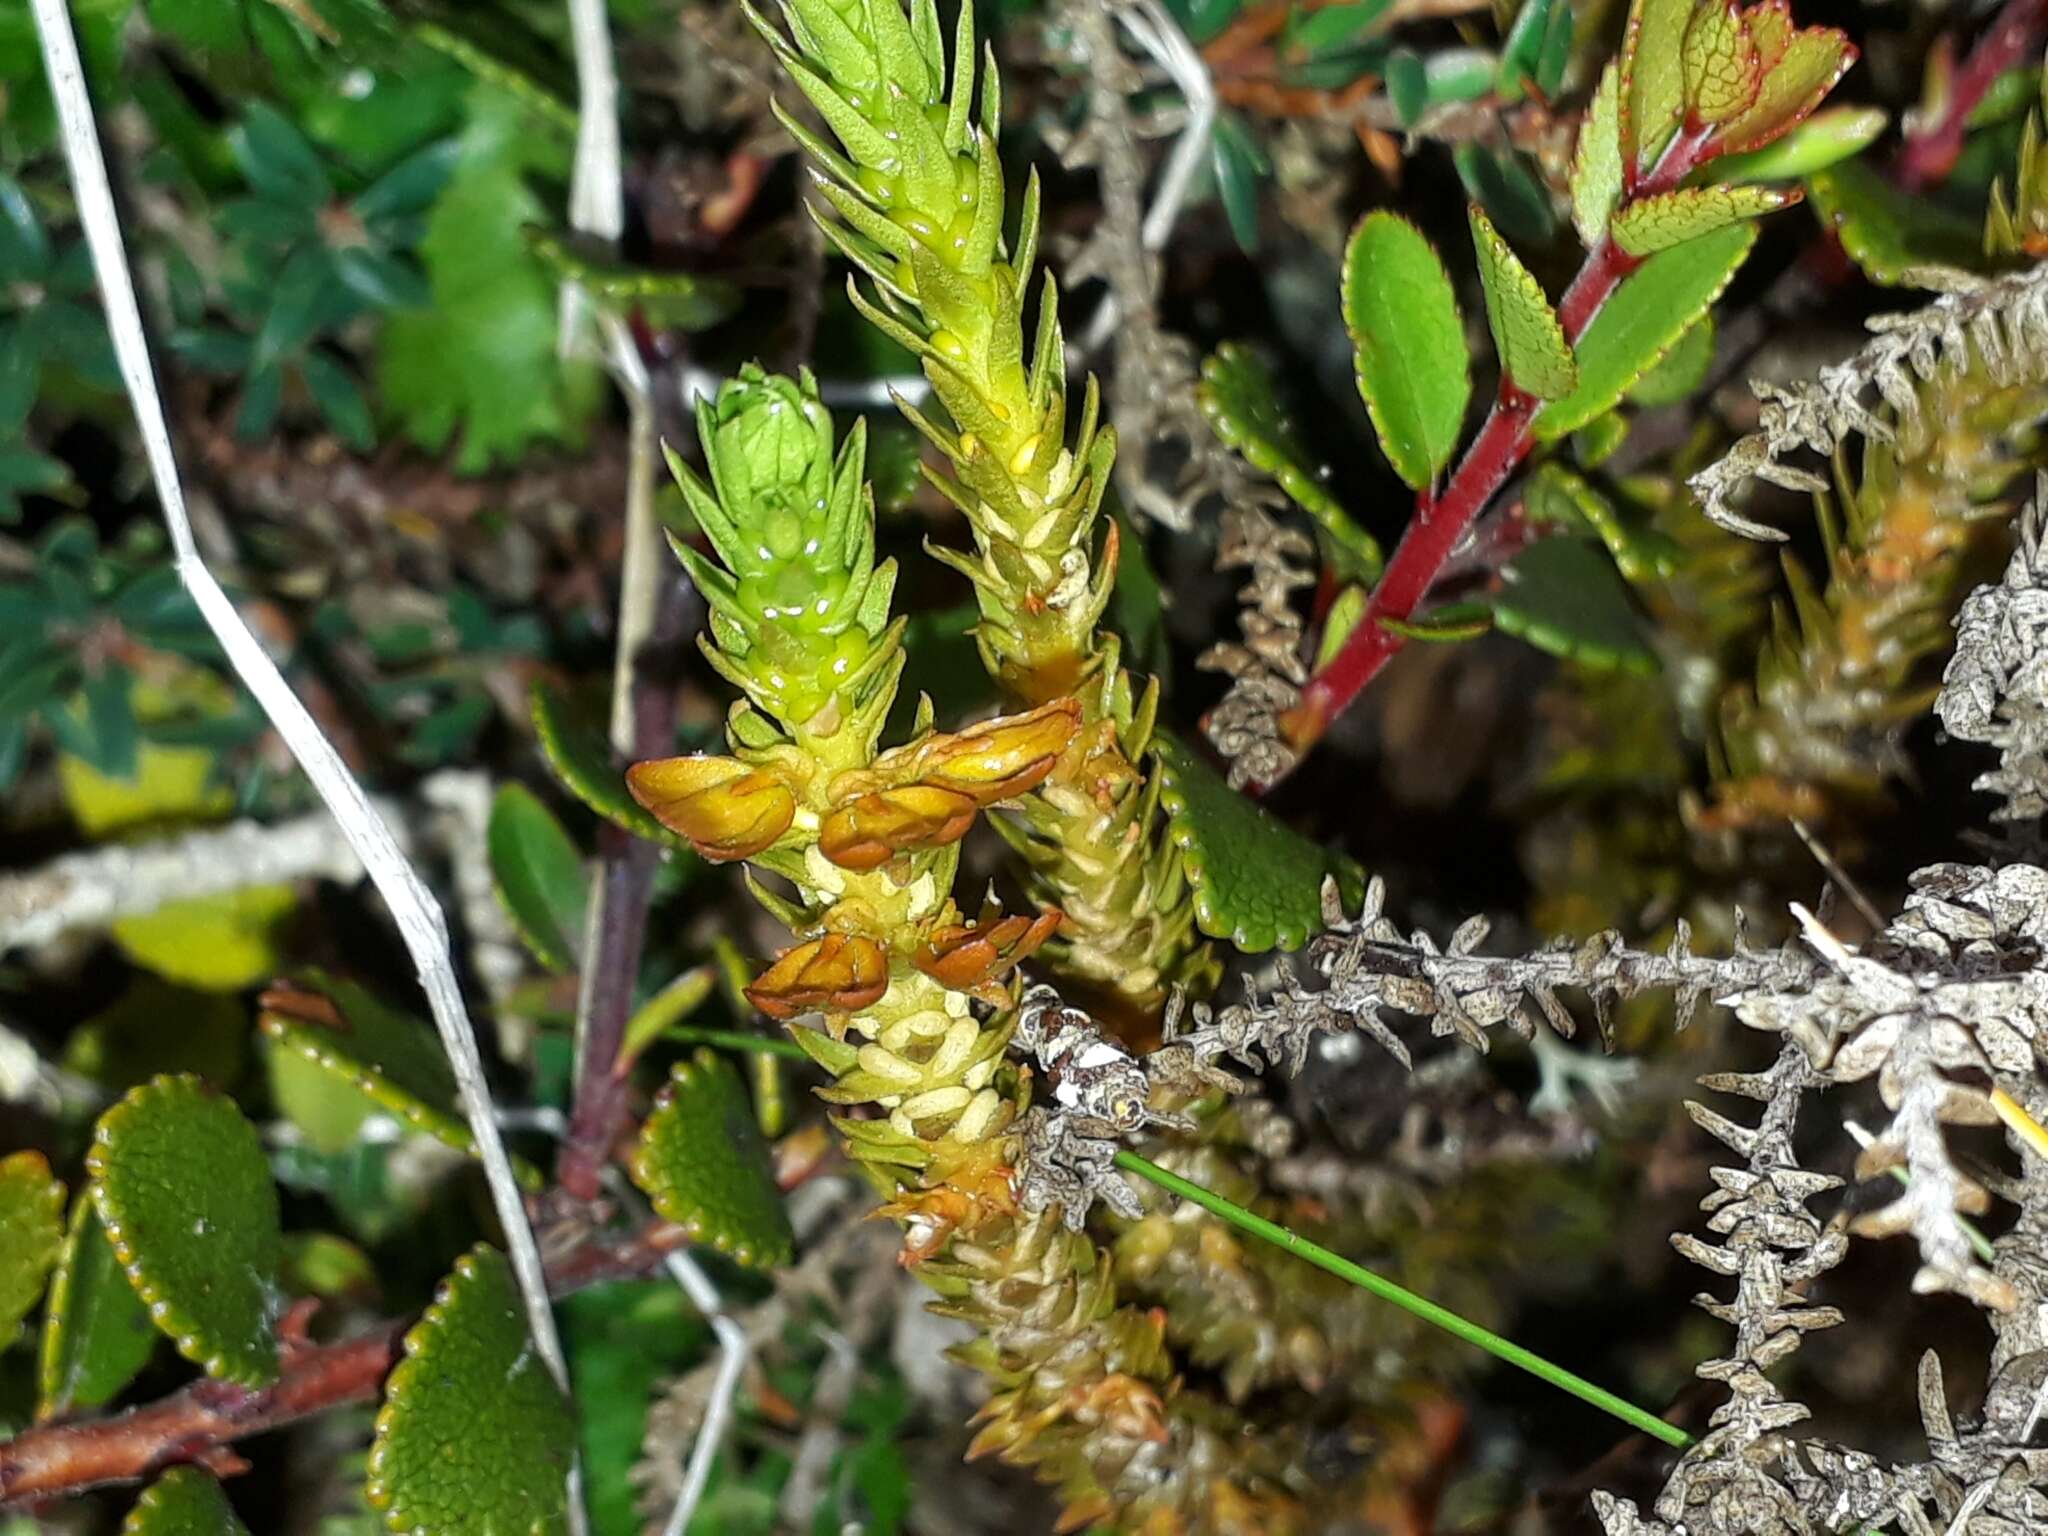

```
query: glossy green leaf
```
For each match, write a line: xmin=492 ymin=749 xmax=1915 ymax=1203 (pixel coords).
xmin=122 ymin=1468 xmax=250 ymax=1536
xmin=1805 ymin=159 xmax=1981 ymax=286
xmin=1718 ymin=23 xmax=1855 ymax=155
xmin=1492 ymin=537 xmax=1657 ymax=673
xmin=1152 ymin=731 xmax=1365 ymax=953
xmin=1709 ymin=105 xmax=1885 ymax=183
xmin=1625 ymin=314 xmax=1715 ymax=408
xmin=258 ymin=973 xmax=544 ymax=1191
xmin=1314 ymin=584 xmax=1369 ymax=671
xmin=279 ymin=1231 xmax=379 ymax=1304
xmin=524 ymin=226 xmax=743 ymax=332
xmin=1211 ymin=112 xmax=1267 ymax=254
xmin=1610 ymin=184 xmax=1796 ymax=257
xmin=1340 ymin=213 xmax=1469 ymax=491
xmin=0 ymin=1150 xmax=63 ymax=1341
xmin=630 ymin=1049 xmax=793 ymax=1269
xmin=531 ymin=680 xmax=694 ymax=851
xmin=1523 ymin=462 xmax=1680 ymax=581
xmin=367 ymin=1245 xmax=575 ymax=1536
xmin=1377 ymin=601 xmax=1495 ymax=642
xmin=1535 ymin=221 xmax=1755 ymax=439
xmin=38 ymin=1194 xmax=156 ymax=1419
xmin=230 ymin=104 xmax=330 ymax=208
xmin=1621 ymin=0 xmax=1692 ymax=172
xmin=1386 ymin=49 xmax=1426 ymax=126
xmin=487 ymin=784 xmax=589 ymax=973
xmin=1455 ymin=143 xmax=1556 ymax=244
xmin=1198 ymin=343 xmax=1383 ymax=579
xmin=87 ymin=1074 xmax=282 ymax=1387
xmin=1469 ymin=205 xmax=1576 ymax=400
xmin=1680 ymin=0 xmax=1759 ymax=126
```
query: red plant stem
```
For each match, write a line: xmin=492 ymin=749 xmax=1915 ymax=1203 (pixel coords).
xmin=0 ymin=1218 xmax=693 ymax=1508
xmin=1896 ymin=0 xmax=2048 ymax=193
xmin=1272 ymin=125 xmax=1715 ymax=781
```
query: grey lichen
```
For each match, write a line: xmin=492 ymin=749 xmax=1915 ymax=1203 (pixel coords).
xmin=1938 ymin=475 xmax=2048 ymax=820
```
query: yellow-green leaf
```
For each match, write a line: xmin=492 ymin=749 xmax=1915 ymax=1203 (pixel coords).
xmin=1710 ymin=105 xmax=1885 ymax=182
xmin=1491 ymin=537 xmax=1658 ymax=673
xmin=1621 ymin=0 xmax=1692 ymax=172
xmin=487 ymin=783 xmax=589 ymax=973
xmin=630 ymin=1049 xmax=793 ymax=1269
xmin=122 ymin=1468 xmax=251 ymax=1536
xmin=1610 ymin=183 xmax=1797 ymax=256
xmin=1680 ymin=0 xmax=1759 ymax=126
xmin=367 ymin=1245 xmax=575 ymax=1536
xmin=1152 ymin=731 xmax=1365 ymax=953
xmin=258 ymin=972 xmax=544 ymax=1191
xmin=1720 ymin=24 xmax=1855 ymax=154
xmin=112 ymin=886 xmax=297 ymax=992
xmin=88 ymin=1074 xmax=282 ymax=1387
xmin=1340 ymin=212 xmax=1471 ymax=489
xmin=0 ymin=1150 xmax=64 ymax=1342
xmin=1198 ymin=343 xmax=1384 ymax=579
xmin=38 ymin=1194 xmax=157 ymax=1419
xmin=532 ymin=680 xmax=694 ymax=851
xmin=1804 ymin=159 xmax=1981 ymax=286
xmin=63 ymin=981 xmax=247 ymax=1093
xmin=1571 ymin=63 xmax=1624 ymax=248
xmin=1535 ymin=221 xmax=1756 ymax=439
xmin=1469 ymin=205 xmax=1577 ymax=400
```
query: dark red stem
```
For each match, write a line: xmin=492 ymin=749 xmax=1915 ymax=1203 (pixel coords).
xmin=1271 ymin=126 xmax=1715 ymax=782
xmin=1896 ymin=0 xmax=2048 ymax=193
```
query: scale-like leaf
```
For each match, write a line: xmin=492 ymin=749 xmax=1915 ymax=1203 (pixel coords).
xmin=630 ymin=1050 xmax=793 ymax=1269
xmin=1198 ymin=343 xmax=1384 ymax=579
xmin=1805 ymin=160 xmax=1981 ymax=286
xmin=87 ymin=1074 xmax=282 ymax=1386
xmin=1340 ymin=212 xmax=1470 ymax=491
xmin=0 ymin=1150 xmax=63 ymax=1340
xmin=258 ymin=973 xmax=545 ymax=1191
xmin=38 ymin=1194 xmax=156 ymax=1419
xmin=1152 ymin=732 xmax=1365 ymax=952
xmin=487 ymin=784 xmax=589 ymax=972
xmin=1469 ymin=205 xmax=1576 ymax=400
xmin=532 ymin=680 xmax=694 ymax=851
xmin=122 ymin=1468 xmax=250 ymax=1536
xmin=1492 ymin=537 xmax=1657 ymax=673
xmin=1535 ymin=221 xmax=1756 ymax=438
xmin=367 ymin=1245 xmax=576 ymax=1536
xmin=1610 ymin=184 xmax=1796 ymax=257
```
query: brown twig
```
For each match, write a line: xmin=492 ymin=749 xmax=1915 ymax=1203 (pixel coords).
xmin=0 ymin=1216 xmax=696 ymax=1508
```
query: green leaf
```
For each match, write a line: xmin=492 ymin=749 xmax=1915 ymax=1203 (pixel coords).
xmin=258 ymin=972 xmax=545 ymax=1191
xmin=377 ymin=88 xmax=598 ymax=471
xmin=62 ymin=980 xmax=245 ymax=1096
xmin=299 ymin=350 xmax=376 ymax=450
xmin=87 ymin=1074 xmax=282 ymax=1387
xmin=1313 ymin=584 xmax=1369 ymax=671
xmin=487 ymin=784 xmax=589 ymax=973
xmin=1198 ymin=343 xmax=1384 ymax=579
xmin=1377 ymin=601 xmax=1494 ymax=642
xmin=1535 ymin=221 xmax=1755 ymax=439
xmin=522 ymin=225 xmax=743 ymax=332
xmin=1339 ymin=213 xmax=1470 ymax=491
xmin=1625 ymin=313 xmax=1714 ymax=407
xmin=1610 ymin=184 xmax=1796 ymax=257
xmin=1492 ymin=537 xmax=1657 ymax=673
xmin=1469 ymin=204 xmax=1576 ymax=400
xmin=367 ymin=1245 xmax=575 ymax=1536
xmin=1620 ymin=0 xmax=1691 ymax=172
xmin=1386 ymin=49 xmax=1426 ymax=126
xmin=1679 ymin=0 xmax=1759 ymax=126
xmin=38 ymin=1193 xmax=157 ymax=1419
xmin=230 ymin=104 xmax=331 ymax=207
xmin=0 ymin=1150 xmax=64 ymax=1341
xmin=1454 ymin=144 xmax=1556 ymax=244
xmin=122 ymin=1468 xmax=251 ymax=1536
xmin=531 ymin=680 xmax=694 ymax=852
xmin=252 ymin=245 xmax=339 ymax=372
xmin=1152 ymin=731 xmax=1365 ymax=952
xmin=1211 ymin=112 xmax=1267 ymax=254
xmin=1708 ymin=105 xmax=1886 ymax=182
xmin=630 ymin=1049 xmax=793 ymax=1269
xmin=1804 ymin=159 xmax=1981 ymax=286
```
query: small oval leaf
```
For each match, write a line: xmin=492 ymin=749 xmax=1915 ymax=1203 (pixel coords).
xmin=258 ymin=973 xmax=545 ymax=1191
xmin=1341 ymin=212 xmax=1471 ymax=490
xmin=1469 ymin=204 xmax=1577 ymax=400
xmin=367 ymin=1245 xmax=576 ymax=1536
xmin=1804 ymin=159 xmax=1981 ymax=286
xmin=1198 ymin=343 xmax=1383 ymax=580
xmin=1610 ymin=184 xmax=1796 ymax=257
xmin=1152 ymin=731 xmax=1366 ymax=953
xmin=0 ymin=1150 xmax=64 ymax=1341
xmin=630 ymin=1049 xmax=793 ymax=1268
xmin=122 ymin=1468 xmax=251 ymax=1536
xmin=1492 ymin=537 xmax=1658 ymax=673
xmin=487 ymin=783 xmax=589 ymax=973
xmin=1571 ymin=63 xmax=1624 ymax=248
xmin=1535 ymin=220 xmax=1756 ymax=439
xmin=38 ymin=1194 xmax=157 ymax=1420
xmin=88 ymin=1074 xmax=282 ymax=1387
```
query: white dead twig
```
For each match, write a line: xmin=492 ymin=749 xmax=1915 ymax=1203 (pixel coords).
xmin=26 ymin=0 xmax=575 ymax=1472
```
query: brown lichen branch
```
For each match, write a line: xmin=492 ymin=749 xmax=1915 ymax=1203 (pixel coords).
xmin=0 ymin=1217 xmax=692 ymax=1508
